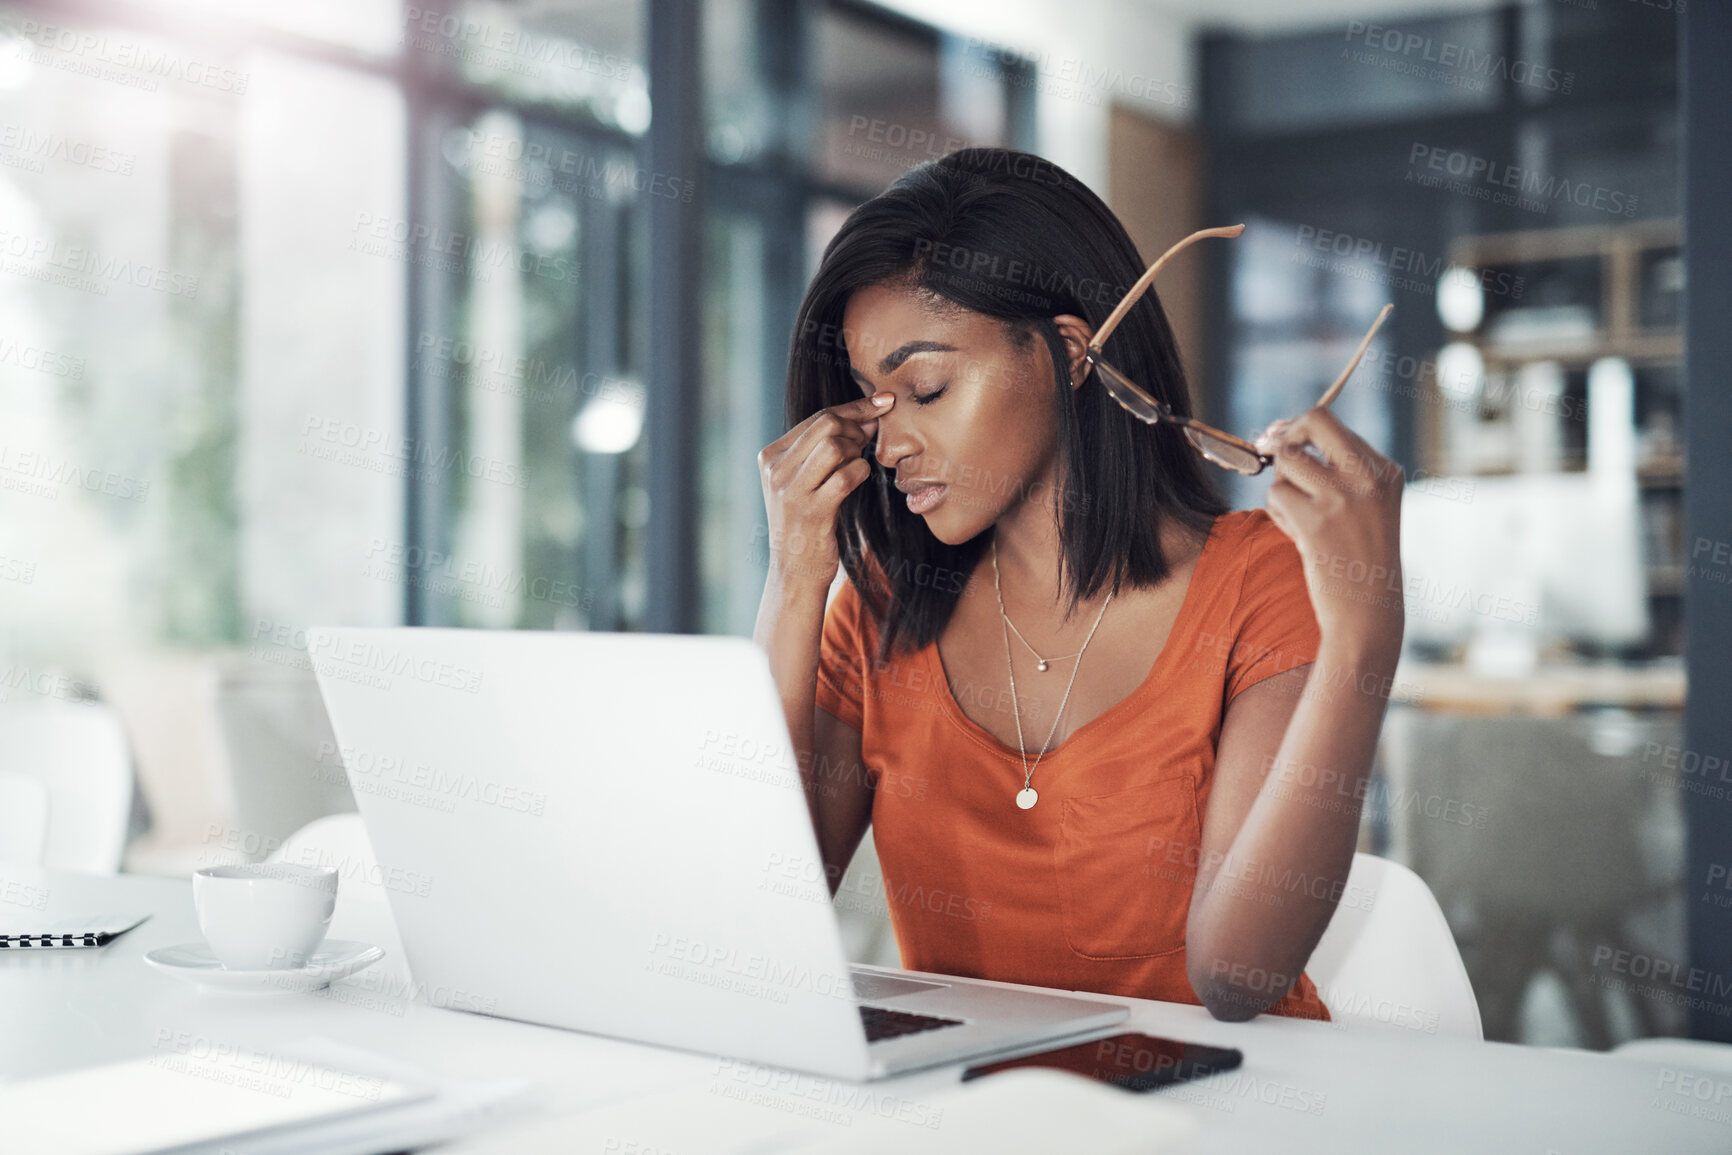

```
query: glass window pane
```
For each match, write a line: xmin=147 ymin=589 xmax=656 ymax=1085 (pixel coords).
xmin=418 ymin=110 xmax=647 ymax=631
xmin=403 ymin=0 xmax=647 ymax=132
xmin=0 ymin=21 xmax=405 ymax=675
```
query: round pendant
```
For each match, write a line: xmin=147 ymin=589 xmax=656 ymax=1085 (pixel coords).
xmin=1015 ymin=787 xmax=1039 ymax=810
xmin=1036 ymin=660 xmax=1049 ymax=672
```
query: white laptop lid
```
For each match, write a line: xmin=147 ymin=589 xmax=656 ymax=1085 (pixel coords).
xmin=307 ymin=627 xmax=872 ymax=1080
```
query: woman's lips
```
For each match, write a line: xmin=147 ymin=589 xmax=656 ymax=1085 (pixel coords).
xmin=904 ymin=483 xmax=947 ymax=515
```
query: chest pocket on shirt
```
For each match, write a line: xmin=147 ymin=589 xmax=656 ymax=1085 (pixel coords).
xmin=1054 ymin=775 xmax=1201 ymax=960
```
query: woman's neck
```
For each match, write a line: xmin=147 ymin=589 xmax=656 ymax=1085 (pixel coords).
xmin=988 ymin=465 xmax=1207 ymax=617
xmin=990 ymin=461 xmax=1083 ymax=614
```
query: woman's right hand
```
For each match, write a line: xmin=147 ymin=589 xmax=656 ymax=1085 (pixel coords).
xmin=757 ymin=392 xmax=894 ymax=592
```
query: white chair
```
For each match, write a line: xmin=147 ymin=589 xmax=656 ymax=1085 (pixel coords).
xmin=1306 ymin=852 xmax=1484 ymax=1040
xmin=270 ymin=814 xmax=411 ymax=990
xmin=0 ymin=771 xmax=50 ymax=865
xmin=0 ymin=701 xmax=133 ymax=873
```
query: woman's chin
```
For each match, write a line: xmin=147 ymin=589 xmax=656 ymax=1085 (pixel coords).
xmin=920 ymin=506 xmax=993 ymax=547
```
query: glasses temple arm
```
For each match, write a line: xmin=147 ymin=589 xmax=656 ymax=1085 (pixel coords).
xmin=1315 ymin=303 xmax=1394 ymax=410
xmin=1089 ymin=224 xmax=1246 ymax=352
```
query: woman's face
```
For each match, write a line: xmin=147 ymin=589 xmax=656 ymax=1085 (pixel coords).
xmin=841 ymin=282 xmax=1086 ymax=546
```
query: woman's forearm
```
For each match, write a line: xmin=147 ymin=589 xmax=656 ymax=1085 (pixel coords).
xmin=1187 ymin=632 xmax=1401 ymax=1019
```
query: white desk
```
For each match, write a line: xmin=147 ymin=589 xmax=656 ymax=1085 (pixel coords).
xmin=3 ymin=866 xmax=1727 ymax=1154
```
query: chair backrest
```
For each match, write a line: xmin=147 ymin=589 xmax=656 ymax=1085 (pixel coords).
xmin=212 ymin=657 xmax=356 ymax=854
xmin=1306 ymin=852 xmax=1483 ymax=1040
xmin=0 ymin=771 xmax=50 ymax=865
xmin=0 ymin=701 xmax=133 ymax=873
xmin=270 ymin=813 xmax=411 ymax=991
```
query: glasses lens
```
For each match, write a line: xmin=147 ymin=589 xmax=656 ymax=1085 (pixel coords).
xmin=1093 ymin=359 xmax=1163 ymax=423
xmin=1184 ymin=427 xmax=1265 ymax=475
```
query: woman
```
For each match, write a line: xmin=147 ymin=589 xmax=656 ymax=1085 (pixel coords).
xmin=753 ymin=148 xmax=1404 ymax=1022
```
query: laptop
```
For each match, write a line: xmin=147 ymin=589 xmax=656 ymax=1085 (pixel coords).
xmin=307 ymin=627 xmax=1129 ymax=1081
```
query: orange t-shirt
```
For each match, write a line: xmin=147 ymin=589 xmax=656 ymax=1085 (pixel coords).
xmin=814 ymin=508 xmax=1330 ymax=1021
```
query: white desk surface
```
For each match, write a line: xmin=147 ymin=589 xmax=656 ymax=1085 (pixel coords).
xmin=3 ymin=866 xmax=1727 ymax=1154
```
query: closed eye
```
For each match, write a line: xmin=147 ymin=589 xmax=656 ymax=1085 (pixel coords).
xmin=910 ymin=386 xmax=947 ymax=406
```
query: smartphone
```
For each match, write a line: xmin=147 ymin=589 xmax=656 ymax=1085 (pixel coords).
xmin=961 ymin=1032 xmax=1243 ymax=1093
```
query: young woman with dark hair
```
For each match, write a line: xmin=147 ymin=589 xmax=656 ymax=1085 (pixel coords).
xmin=753 ymin=148 xmax=1405 ymax=1022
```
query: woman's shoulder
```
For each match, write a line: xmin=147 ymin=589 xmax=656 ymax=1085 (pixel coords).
xmin=1205 ymin=508 xmax=1299 ymax=568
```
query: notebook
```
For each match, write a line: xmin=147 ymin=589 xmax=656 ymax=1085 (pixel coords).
xmin=0 ymin=913 xmax=150 ymax=949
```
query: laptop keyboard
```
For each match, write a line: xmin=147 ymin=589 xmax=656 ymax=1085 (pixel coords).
xmin=859 ymin=1004 xmax=964 ymax=1043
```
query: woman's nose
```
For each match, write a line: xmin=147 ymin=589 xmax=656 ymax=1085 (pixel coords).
xmin=873 ymin=411 xmax=918 ymax=469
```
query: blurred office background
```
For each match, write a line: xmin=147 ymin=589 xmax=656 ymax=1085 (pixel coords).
xmin=0 ymin=0 xmax=1718 ymax=1052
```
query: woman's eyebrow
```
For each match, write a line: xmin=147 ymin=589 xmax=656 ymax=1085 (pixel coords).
xmin=848 ymin=340 xmax=959 ymax=384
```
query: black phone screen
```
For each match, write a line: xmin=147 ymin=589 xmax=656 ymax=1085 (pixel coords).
xmin=961 ymin=1032 xmax=1243 ymax=1093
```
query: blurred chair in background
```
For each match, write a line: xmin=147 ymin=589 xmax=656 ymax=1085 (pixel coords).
xmin=212 ymin=655 xmax=356 ymax=858
xmin=1382 ymin=708 xmax=1682 ymax=1047
xmin=104 ymin=652 xmax=356 ymax=876
xmin=0 ymin=771 xmax=50 ymax=865
xmin=0 ymin=700 xmax=132 ymax=873
xmin=102 ymin=651 xmax=239 ymax=875
xmin=1306 ymin=852 xmax=1483 ymax=1040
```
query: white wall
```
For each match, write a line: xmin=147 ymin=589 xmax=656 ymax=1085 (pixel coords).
xmin=877 ymin=0 xmax=1194 ymax=194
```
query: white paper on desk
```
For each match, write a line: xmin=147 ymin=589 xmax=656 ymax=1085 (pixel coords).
xmin=169 ymin=1037 xmax=538 ymax=1155
xmin=0 ymin=1047 xmax=431 ymax=1155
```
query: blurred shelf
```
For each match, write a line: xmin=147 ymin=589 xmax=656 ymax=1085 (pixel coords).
xmin=1647 ymin=566 xmax=1686 ymax=597
xmin=1395 ymin=661 xmax=1686 ymax=716
xmin=1473 ymin=331 xmax=1681 ymax=368
xmin=1638 ymin=459 xmax=1684 ymax=487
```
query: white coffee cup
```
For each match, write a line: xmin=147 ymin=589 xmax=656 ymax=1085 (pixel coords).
xmin=192 ymin=864 xmax=338 ymax=970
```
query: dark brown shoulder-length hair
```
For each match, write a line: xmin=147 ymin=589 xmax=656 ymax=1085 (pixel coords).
xmin=785 ymin=147 xmax=1226 ymax=663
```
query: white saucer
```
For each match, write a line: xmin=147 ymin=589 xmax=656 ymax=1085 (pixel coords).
xmin=144 ymin=940 xmax=385 ymax=993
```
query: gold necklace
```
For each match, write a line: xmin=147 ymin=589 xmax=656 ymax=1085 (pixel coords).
xmin=991 ymin=539 xmax=1114 ymax=810
xmin=1001 ymin=613 xmax=1085 ymax=672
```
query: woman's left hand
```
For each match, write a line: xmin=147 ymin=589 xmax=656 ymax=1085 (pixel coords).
xmin=1257 ymin=406 xmax=1404 ymax=661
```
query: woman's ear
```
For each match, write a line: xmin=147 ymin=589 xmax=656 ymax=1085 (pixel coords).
xmin=1052 ymin=314 xmax=1094 ymax=391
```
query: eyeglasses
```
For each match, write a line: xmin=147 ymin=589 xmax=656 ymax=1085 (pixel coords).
xmin=1083 ymin=224 xmax=1393 ymax=476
